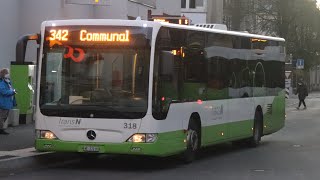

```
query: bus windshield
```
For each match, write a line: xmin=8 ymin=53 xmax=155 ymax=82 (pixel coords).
xmin=40 ymin=26 xmax=152 ymax=119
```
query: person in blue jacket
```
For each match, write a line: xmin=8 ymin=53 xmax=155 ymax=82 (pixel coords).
xmin=0 ymin=68 xmax=16 ymax=135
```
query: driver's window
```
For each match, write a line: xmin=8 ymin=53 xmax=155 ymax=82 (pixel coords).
xmin=45 ymin=52 xmax=63 ymax=104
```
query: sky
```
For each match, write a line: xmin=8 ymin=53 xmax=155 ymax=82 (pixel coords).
xmin=318 ymin=0 xmax=320 ymax=8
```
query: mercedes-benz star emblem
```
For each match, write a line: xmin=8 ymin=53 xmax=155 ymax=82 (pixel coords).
xmin=87 ymin=130 xmax=96 ymax=140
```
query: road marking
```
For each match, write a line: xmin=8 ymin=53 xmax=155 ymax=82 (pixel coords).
xmin=0 ymin=147 xmax=51 ymax=162
xmin=253 ymin=169 xmax=265 ymax=172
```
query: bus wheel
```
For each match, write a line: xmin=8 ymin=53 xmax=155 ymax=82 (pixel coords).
xmin=248 ymin=111 xmax=263 ymax=147
xmin=181 ymin=120 xmax=200 ymax=163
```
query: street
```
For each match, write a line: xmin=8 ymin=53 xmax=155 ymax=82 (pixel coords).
xmin=0 ymin=96 xmax=319 ymax=180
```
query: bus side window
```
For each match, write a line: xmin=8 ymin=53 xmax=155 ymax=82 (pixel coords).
xmin=152 ymin=27 xmax=186 ymax=120
xmin=152 ymin=50 xmax=181 ymax=119
xmin=205 ymin=33 xmax=232 ymax=100
xmin=159 ymin=51 xmax=179 ymax=101
xmin=181 ymin=30 xmax=207 ymax=101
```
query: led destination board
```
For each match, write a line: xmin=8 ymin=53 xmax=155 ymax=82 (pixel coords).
xmin=49 ymin=29 xmax=130 ymax=42
xmin=44 ymin=26 xmax=152 ymax=63
xmin=45 ymin=26 xmax=152 ymax=47
xmin=80 ymin=30 xmax=130 ymax=42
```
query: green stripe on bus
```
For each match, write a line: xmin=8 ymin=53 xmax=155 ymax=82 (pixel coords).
xmin=202 ymin=94 xmax=285 ymax=146
xmin=264 ymin=92 xmax=285 ymax=134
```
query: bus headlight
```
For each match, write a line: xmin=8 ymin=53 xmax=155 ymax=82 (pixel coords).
xmin=36 ymin=130 xmax=58 ymax=140
xmin=127 ymin=133 xmax=158 ymax=143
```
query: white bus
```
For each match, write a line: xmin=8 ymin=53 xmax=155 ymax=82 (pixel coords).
xmin=16 ymin=19 xmax=285 ymax=162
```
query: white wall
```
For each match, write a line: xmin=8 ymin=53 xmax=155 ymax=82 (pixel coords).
xmin=155 ymin=0 xmax=180 ymax=16
xmin=94 ymin=0 xmax=128 ymax=19
xmin=20 ymin=0 xmax=94 ymax=34
xmin=0 ymin=0 xmax=19 ymax=69
xmin=20 ymin=0 xmax=95 ymax=63
xmin=182 ymin=12 xmax=206 ymax=24
xmin=95 ymin=0 xmax=180 ymax=20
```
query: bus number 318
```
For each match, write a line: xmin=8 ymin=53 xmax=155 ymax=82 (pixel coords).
xmin=124 ymin=123 xmax=137 ymax=129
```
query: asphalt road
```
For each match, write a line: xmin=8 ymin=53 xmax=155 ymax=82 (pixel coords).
xmin=2 ymin=97 xmax=320 ymax=180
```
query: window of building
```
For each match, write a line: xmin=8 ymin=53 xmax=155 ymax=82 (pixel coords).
xmin=181 ymin=0 xmax=186 ymax=8
xmin=189 ymin=0 xmax=203 ymax=8
xmin=189 ymin=0 xmax=196 ymax=8
xmin=196 ymin=0 xmax=203 ymax=7
xmin=181 ymin=0 xmax=204 ymax=9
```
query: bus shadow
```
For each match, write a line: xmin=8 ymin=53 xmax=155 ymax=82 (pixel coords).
xmin=53 ymin=141 xmax=271 ymax=172
xmin=197 ymin=140 xmax=270 ymax=160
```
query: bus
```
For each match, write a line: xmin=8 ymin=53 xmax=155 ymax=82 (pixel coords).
xmin=16 ymin=19 xmax=285 ymax=162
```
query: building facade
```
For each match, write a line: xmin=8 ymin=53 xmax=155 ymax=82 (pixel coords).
xmin=0 ymin=0 xmax=180 ymax=69
xmin=181 ymin=0 xmax=223 ymax=24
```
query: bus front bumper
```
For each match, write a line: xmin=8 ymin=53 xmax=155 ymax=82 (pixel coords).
xmin=35 ymin=131 xmax=186 ymax=157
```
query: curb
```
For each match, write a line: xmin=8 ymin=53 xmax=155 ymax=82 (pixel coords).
xmin=0 ymin=151 xmax=80 ymax=178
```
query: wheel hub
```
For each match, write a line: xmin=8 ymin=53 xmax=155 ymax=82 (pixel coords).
xmin=187 ymin=130 xmax=198 ymax=151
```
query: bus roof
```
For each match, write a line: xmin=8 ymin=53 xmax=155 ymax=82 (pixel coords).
xmin=160 ymin=22 xmax=285 ymax=42
xmin=43 ymin=19 xmax=285 ymax=42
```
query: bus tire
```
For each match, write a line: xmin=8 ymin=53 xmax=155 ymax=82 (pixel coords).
xmin=248 ymin=111 xmax=263 ymax=147
xmin=181 ymin=120 xmax=200 ymax=163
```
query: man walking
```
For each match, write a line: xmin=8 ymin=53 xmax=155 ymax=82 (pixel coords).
xmin=296 ymin=82 xmax=308 ymax=110
xmin=0 ymin=68 xmax=16 ymax=135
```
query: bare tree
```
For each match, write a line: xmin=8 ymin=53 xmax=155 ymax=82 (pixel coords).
xmin=227 ymin=0 xmax=320 ymax=68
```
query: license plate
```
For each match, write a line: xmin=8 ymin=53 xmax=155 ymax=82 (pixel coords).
xmin=83 ymin=146 xmax=100 ymax=152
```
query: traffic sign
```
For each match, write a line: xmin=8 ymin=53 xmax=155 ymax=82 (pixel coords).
xmin=285 ymin=71 xmax=291 ymax=79
xmin=296 ymin=59 xmax=304 ymax=69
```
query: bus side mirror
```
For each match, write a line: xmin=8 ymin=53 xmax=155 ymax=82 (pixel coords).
xmin=16 ymin=34 xmax=40 ymax=65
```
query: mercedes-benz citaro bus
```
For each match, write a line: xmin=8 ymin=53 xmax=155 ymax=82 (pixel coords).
xmin=16 ymin=19 xmax=285 ymax=163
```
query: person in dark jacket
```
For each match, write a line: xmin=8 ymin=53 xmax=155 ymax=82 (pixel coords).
xmin=296 ymin=82 xmax=308 ymax=110
xmin=0 ymin=68 xmax=16 ymax=135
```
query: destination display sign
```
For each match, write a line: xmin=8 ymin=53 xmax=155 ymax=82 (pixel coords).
xmin=49 ymin=29 xmax=130 ymax=42
xmin=45 ymin=26 xmax=152 ymax=47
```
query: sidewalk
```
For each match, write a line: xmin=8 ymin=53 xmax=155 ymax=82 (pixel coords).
xmin=286 ymin=93 xmax=299 ymax=107
xmin=286 ymin=91 xmax=320 ymax=108
xmin=0 ymin=123 xmax=34 ymax=151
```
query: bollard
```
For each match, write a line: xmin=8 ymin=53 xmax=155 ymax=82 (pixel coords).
xmin=3 ymin=116 xmax=8 ymax=129
xmin=9 ymin=109 xmax=20 ymax=126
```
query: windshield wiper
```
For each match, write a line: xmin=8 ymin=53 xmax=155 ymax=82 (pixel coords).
xmin=49 ymin=98 xmax=63 ymax=106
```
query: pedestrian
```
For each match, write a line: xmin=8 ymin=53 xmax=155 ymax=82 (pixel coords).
xmin=296 ymin=82 xmax=308 ymax=110
xmin=0 ymin=68 xmax=17 ymax=135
